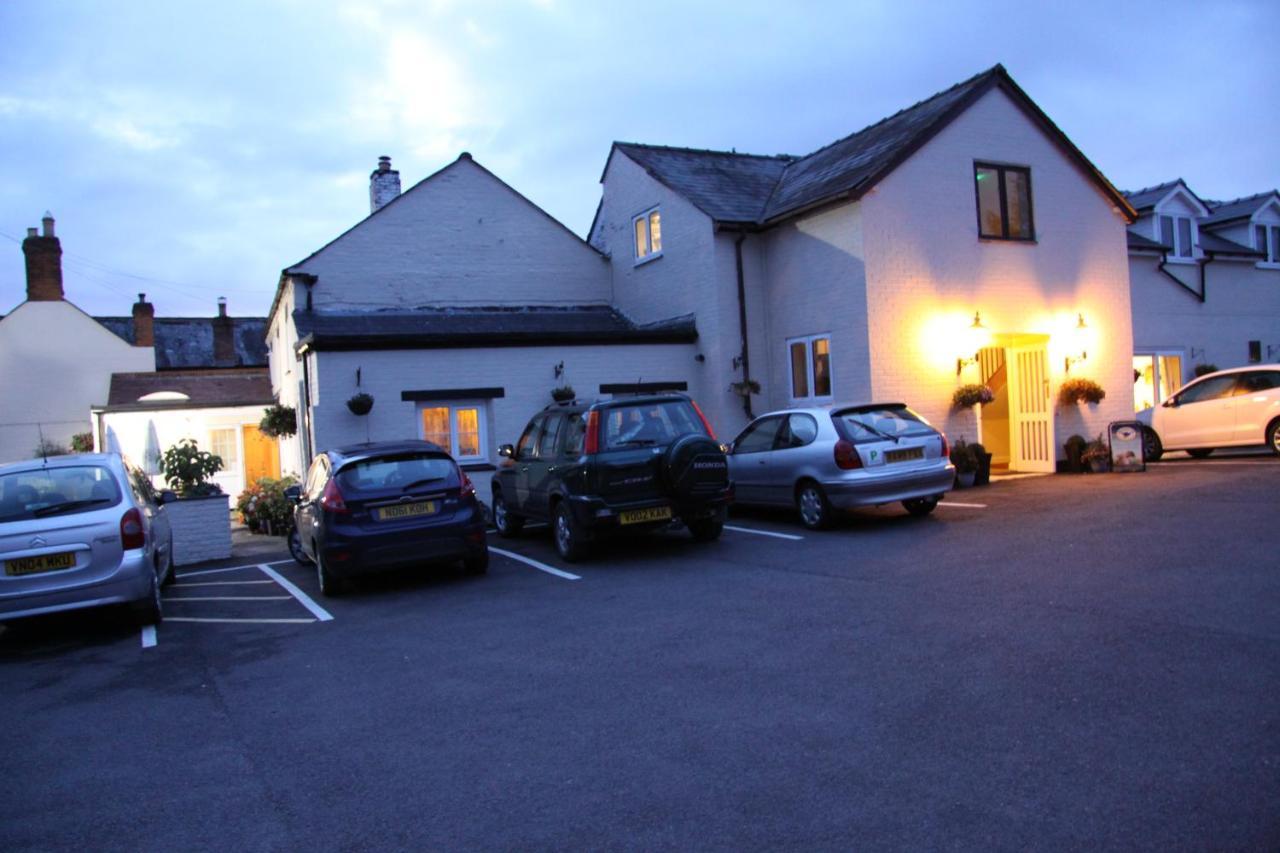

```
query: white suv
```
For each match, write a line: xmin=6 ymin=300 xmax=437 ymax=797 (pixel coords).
xmin=1145 ymin=366 xmax=1280 ymax=460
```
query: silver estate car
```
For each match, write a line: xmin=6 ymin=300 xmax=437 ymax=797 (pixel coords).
xmin=728 ymin=403 xmax=955 ymax=529
xmin=0 ymin=453 xmax=174 ymax=625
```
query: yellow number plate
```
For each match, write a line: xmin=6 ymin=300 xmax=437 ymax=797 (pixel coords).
xmin=5 ymin=551 xmax=77 ymax=576
xmin=618 ymin=506 xmax=673 ymax=526
xmin=376 ymin=501 xmax=438 ymax=521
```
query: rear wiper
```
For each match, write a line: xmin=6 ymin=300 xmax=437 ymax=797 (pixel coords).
xmin=847 ymin=418 xmax=900 ymax=443
xmin=615 ymin=438 xmax=658 ymax=447
xmin=32 ymin=498 xmax=114 ymax=517
xmin=401 ymin=477 xmax=446 ymax=491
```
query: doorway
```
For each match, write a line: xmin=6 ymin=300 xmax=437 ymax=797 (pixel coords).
xmin=242 ymin=424 xmax=281 ymax=484
xmin=977 ymin=336 xmax=1055 ymax=473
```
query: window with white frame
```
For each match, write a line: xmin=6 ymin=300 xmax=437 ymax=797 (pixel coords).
xmin=208 ymin=428 xmax=239 ymax=472
xmin=787 ymin=334 xmax=832 ymax=401
xmin=1159 ymin=214 xmax=1196 ymax=258
xmin=419 ymin=402 xmax=488 ymax=462
xmin=632 ymin=207 xmax=662 ymax=262
xmin=1254 ymin=223 xmax=1280 ymax=264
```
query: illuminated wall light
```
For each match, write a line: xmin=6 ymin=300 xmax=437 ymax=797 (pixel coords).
xmin=1063 ymin=313 xmax=1089 ymax=373
xmin=955 ymin=311 xmax=991 ymax=375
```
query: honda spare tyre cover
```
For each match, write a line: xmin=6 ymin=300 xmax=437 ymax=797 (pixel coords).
xmin=661 ymin=434 xmax=729 ymax=499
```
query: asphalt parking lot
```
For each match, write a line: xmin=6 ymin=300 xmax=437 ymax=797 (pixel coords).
xmin=2 ymin=453 xmax=1278 ymax=850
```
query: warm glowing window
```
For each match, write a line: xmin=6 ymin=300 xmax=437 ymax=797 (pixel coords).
xmin=1159 ymin=214 xmax=1196 ymax=258
xmin=208 ymin=428 xmax=238 ymax=471
xmin=1133 ymin=353 xmax=1183 ymax=413
xmin=633 ymin=207 xmax=662 ymax=262
xmin=975 ymin=163 xmax=1034 ymax=240
xmin=787 ymin=334 xmax=832 ymax=401
xmin=419 ymin=403 xmax=487 ymax=461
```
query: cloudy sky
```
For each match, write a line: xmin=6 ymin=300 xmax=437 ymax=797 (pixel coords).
xmin=1 ymin=0 xmax=1276 ymax=318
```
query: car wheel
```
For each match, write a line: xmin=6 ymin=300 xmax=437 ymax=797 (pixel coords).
xmin=686 ymin=514 xmax=724 ymax=542
xmin=902 ymin=497 xmax=939 ymax=517
xmin=316 ymin=550 xmax=345 ymax=597
xmin=796 ymin=481 xmax=832 ymax=530
xmin=552 ymin=502 xmax=587 ymax=562
xmin=1187 ymin=448 xmax=1214 ymax=459
xmin=1142 ymin=427 xmax=1163 ymax=462
xmin=132 ymin=568 xmax=163 ymax=626
xmin=493 ymin=490 xmax=524 ymax=538
xmin=288 ymin=524 xmax=312 ymax=566
xmin=1267 ymin=419 xmax=1280 ymax=457
xmin=463 ymin=546 xmax=489 ymax=575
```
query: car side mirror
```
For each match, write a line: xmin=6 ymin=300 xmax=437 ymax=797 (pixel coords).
xmin=498 ymin=444 xmax=515 ymax=458
xmin=159 ymin=490 xmax=177 ymax=504
xmin=1162 ymin=397 xmax=1177 ymax=408
xmin=284 ymin=485 xmax=302 ymax=503
xmin=726 ymin=441 xmax=736 ymax=454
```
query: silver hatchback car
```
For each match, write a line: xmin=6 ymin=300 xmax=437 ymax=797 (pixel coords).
xmin=728 ymin=403 xmax=955 ymax=529
xmin=0 ymin=453 xmax=174 ymax=625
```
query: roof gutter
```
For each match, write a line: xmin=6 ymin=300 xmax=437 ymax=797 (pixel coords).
xmin=1156 ymin=251 xmax=1206 ymax=303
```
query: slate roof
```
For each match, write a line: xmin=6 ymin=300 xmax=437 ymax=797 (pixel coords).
xmin=1201 ymin=191 xmax=1280 ymax=226
xmin=96 ymin=316 xmax=269 ymax=369
xmin=292 ymin=306 xmax=697 ymax=351
xmin=1198 ymin=231 xmax=1263 ymax=257
xmin=1126 ymin=231 xmax=1169 ymax=252
xmin=610 ymin=64 xmax=1135 ymax=227
xmin=1123 ymin=180 xmax=1187 ymax=213
xmin=104 ymin=368 xmax=274 ymax=411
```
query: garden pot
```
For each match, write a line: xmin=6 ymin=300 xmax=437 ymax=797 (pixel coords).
xmin=1087 ymin=457 xmax=1110 ymax=474
xmin=955 ymin=470 xmax=976 ymax=488
xmin=974 ymin=452 xmax=993 ymax=486
xmin=1063 ymin=441 xmax=1084 ymax=473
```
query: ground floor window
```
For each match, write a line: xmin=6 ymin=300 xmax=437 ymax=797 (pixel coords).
xmin=787 ymin=334 xmax=832 ymax=401
xmin=1133 ymin=353 xmax=1184 ymax=413
xmin=208 ymin=427 xmax=240 ymax=472
xmin=419 ymin=402 xmax=488 ymax=462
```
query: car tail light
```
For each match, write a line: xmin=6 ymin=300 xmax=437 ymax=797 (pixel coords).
xmin=120 ymin=508 xmax=146 ymax=549
xmin=584 ymin=409 xmax=601 ymax=454
xmin=320 ymin=479 xmax=349 ymax=514
xmin=459 ymin=469 xmax=476 ymax=499
xmin=834 ymin=439 xmax=863 ymax=470
xmin=691 ymin=400 xmax=716 ymax=439
xmin=939 ymin=433 xmax=950 ymax=459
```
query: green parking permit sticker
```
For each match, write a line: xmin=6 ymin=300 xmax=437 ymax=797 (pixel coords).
xmin=870 ymin=450 xmax=878 ymax=461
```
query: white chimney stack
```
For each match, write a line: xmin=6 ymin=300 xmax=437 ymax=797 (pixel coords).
xmin=369 ymin=155 xmax=401 ymax=213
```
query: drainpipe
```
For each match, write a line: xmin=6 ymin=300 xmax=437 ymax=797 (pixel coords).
xmin=733 ymin=230 xmax=754 ymax=420
xmin=1156 ymin=251 xmax=1205 ymax=303
xmin=1199 ymin=250 xmax=1215 ymax=302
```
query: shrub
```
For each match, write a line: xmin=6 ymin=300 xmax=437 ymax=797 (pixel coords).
xmin=160 ymin=438 xmax=223 ymax=496
xmin=950 ymin=439 xmax=978 ymax=474
xmin=236 ymin=476 xmax=299 ymax=534
xmin=1193 ymin=363 xmax=1218 ymax=377
xmin=33 ymin=438 xmax=70 ymax=458
xmin=70 ymin=432 xmax=94 ymax=453
xmin=951 ymin=384 xmax=994 ymax=409
xmin=259 ymin=404 xmax=297 ymax=438
xmin=1058 ymin=378 xmax=1106 ymax=406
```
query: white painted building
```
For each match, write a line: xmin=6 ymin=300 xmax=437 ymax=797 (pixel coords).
xmin=1124 ymin=181 xmax=1280 ymax=415
xmin=591 ymin=65 xmax=1137 ymax=471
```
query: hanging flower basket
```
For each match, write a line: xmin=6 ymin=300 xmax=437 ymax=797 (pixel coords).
xmin=347 ymin=392 xmax=374 ymax=416
xmin=551 ymin=385 xmax=576 ymax=403
xmin=259 ymin=404 xmax=297 ymax=438
xmin=729 ymin=379 xmax=761 ymax=398
xmin=1058 ymin=378 xmax=1106 ymax=406
xmin=951 ymin=383 xmax=994 ymax=409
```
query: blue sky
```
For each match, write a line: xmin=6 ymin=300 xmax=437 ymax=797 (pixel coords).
xmin=1 ymin=0 xmax=1276 ymax=317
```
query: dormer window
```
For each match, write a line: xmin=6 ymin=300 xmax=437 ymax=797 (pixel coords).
xmin=1255 ymin=224 xmax=1280 ymax=264
xmin=1160 ymin=215 xmax=1195 ymax=258
xmin=633 ymin=207 xmax=662 ymax=263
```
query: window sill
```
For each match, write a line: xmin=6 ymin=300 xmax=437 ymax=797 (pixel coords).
xmin=633 ymin=251 xmax=664 ymax=267
xmin=1164 ymin=257 xmax=1199 ymax=265
xmin=978 ymin=235 xmax=1037 ymax=244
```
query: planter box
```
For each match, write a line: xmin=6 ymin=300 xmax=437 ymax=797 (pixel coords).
xmin=166 ymin=494 xmax=232 ymax=566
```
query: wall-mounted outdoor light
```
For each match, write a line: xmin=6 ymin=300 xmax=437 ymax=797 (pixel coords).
xmin=956 ymin=312 xmax=990 ymax=375
xmin=1063 ymin=313 xmax=1088 ymax=373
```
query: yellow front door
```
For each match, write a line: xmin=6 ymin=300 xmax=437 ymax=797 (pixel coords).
xmin=242 ymin=425 xmax=280 ymax=484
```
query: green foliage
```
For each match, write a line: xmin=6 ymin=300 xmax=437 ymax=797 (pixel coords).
xmin=1193 ymin=363 xmax=1218 ymax=377
xmin=236 ymin=476 xmax=299 ymax=535
xmin=1058 ymin=378 xmax=1106 ymax=406
xmin=259 ymin=404 xmax=297 ymax=438
xmin=70 ymin=432 xmax=95 ymax=453
xmin=159 ymin=438 xmax=223 ymax=496
xmin=32 ymin=438 xmax=70 ymax=458
xmin=951 ymin=384 xmax=994 ymax=409
xmin=950 ymin=438 xmax=978 ymax=474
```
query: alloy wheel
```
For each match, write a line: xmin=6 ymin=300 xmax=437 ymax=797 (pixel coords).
xmin=799 ymin=487 xmax=825 ymax=528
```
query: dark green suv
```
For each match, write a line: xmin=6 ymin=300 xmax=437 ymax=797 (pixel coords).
xmin=492 ymin=394 xmax=732 ymax=561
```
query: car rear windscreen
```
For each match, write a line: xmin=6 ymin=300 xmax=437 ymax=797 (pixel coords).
xmin=601 ymin=400 xmax=706 ymax=450
xmin=833 ymin=406 xmax=935 ymax=442
xmin=0 ymin=465 xmax=123 ymax=523
xmin=335 ymin=453 xmax=457 ymax=494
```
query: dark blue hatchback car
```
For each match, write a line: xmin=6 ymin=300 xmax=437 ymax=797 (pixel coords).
xmin=288 ymin=441 xmax=488 ymax=596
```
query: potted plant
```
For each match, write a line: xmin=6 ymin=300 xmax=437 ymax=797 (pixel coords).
xmin=1081 ymin=433 xmax=1111 ymax=473
xmin=259 ymin=404 xmax=297 ymax=438
xmin=950 ymin=439 xmax=978 ymax=488
xmin=235 ymin=475 xmax=299 ymax=536
xmin=951 ymin=383 xmax=994 ymax=410
xmin=551 ymin=385 xmax=576 ymax=403
xmin=1062 ymin=434 xmax=1087 ymax=473
xmin=970 ymin=441 xmax=992 ymax=485
xmin=729 ymin=379 xmax=761 ymax=397
xmin=1058 ymin=378 xmax=1106 ymax=406
xmin=159 ymin=439 xmax=232 ymax=565
xmin=347 ymin=392 xmax=374 ymax=416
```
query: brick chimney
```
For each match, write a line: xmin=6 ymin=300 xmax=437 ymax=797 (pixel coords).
xmin=132 ymin=293 xmax=155 ymax=347
xmin=22 ymin=212 xmax=64 ymax=301
xmin=213 ymin=296 xmax=235 ymax=364
xmin=369 ymin=155 xmax=401 ymax=213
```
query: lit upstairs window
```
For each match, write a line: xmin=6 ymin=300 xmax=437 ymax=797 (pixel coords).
xmin=633 ymin=207 xmax=662 ymax=263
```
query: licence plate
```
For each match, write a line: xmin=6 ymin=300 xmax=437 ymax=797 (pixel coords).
xmin=375 ymin=501 xmax=438 ymax=521
xmin=618 ymin=506 xmax=673 ymax=526
xmin=885 ymin=447 xmax=924 ymax=463
xmin=5 ymin=551 xmax=77 ymax=576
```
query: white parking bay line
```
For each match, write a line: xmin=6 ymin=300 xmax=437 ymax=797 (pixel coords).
xmin=489 ymin=546 xmax=581 ymax=581
xmin=164 ymin=595 xmax=293 ymax=602
xmin=939 ymin=501 xmax=988 ymax=509
xmin=140 ymin=626 xmax=157 ymax=649
xmin=172 ymin=580 xmax=275 ymax=587
xmin=257 ymin=563 xmax=334 ymax=622
xmin=166 ymin=617 xmax=316 ymax=624
xmin=724 ymin=525 xmax=804 ymax=541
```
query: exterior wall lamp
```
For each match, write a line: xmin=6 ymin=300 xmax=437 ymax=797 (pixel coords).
xmin=1063 ymin=313 xmax=1088 ymax=373
xmin=956 ymin=312 xmax=990 ymax=375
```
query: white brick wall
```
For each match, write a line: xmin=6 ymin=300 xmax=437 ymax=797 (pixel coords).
xmin=166 ymin=495 xmax=232 ymax=566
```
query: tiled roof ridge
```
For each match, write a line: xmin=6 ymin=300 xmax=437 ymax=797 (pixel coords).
xmin=615 ymin=141 xmax=797 ymax=162
xmin=1123 ymin=178 xmax=1183 ymax=197
xmin=1208 ymin=189 xmax=1277 ymax=208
